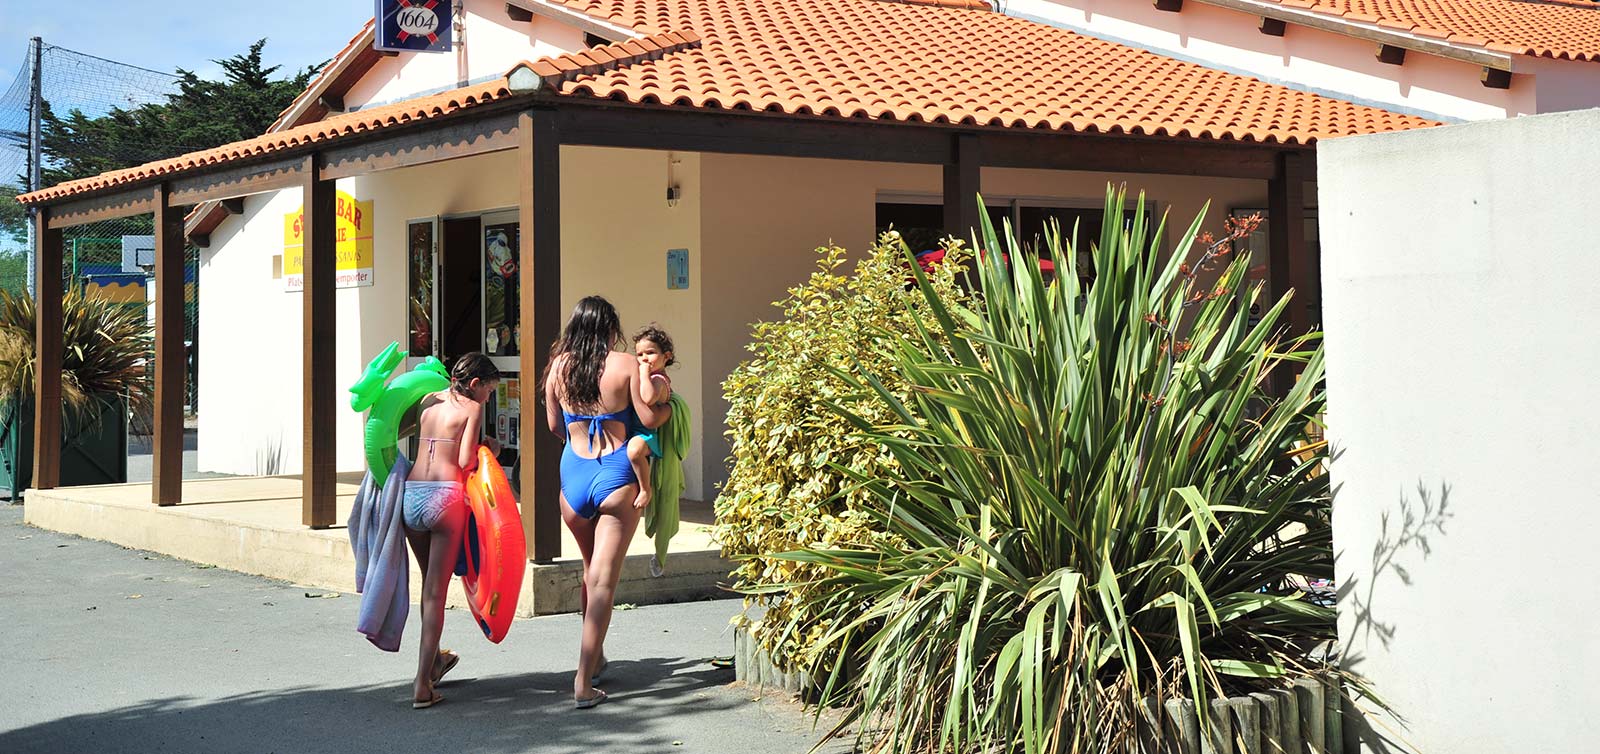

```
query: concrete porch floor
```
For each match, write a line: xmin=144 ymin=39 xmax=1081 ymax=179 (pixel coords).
xmin=23 ymin=474 xmax=733 ymax=616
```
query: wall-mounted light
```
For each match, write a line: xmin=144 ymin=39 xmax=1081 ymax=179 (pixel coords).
xmin=666 ymin=152 xmax=682 ymax=208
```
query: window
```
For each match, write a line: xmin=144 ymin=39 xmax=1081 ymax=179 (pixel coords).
xmin=406 ymin=219 xmax=436 ymax=357
xmin=482 ymin=221 xmax=520 ymax=357
xmin=874 ymin=201 xmax=1011 ymax=255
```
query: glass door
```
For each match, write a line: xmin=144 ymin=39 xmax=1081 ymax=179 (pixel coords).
xmin=479 ymin=210 xmax=521 ymax=469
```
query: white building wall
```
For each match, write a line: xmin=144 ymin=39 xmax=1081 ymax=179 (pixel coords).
xmin=1320 ymin=108 xmax=1600 ymax=753
xmin=344 ymin=0 xmax=585 ymax=109
xmin=1006 ymin=0 xmax=1559 ymax=121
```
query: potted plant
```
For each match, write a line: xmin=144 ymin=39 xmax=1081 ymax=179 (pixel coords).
xmin=0 ymin=290 xmax=152 ymax=498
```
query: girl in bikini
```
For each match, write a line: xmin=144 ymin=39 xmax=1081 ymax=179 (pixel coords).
xmin=626 ymin=325 xmax=675 ymax=511
xmin=544 ymin=296 xmax=670 ymax=708
xmin=404 ymin=352 xmax=501 ymax=709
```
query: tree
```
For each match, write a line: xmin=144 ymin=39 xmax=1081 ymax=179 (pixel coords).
xmin=39 ymin=40 xmax=318 ymax=186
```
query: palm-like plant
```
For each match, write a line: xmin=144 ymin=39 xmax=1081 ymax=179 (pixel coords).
xmin=779 ymin=187 xmax=1336 ymax=753
xmin=0 ymin=289 xmax=153 ymax=423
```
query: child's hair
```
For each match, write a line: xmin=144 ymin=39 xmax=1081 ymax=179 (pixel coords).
xmin=450 ymin=352 xmax=501 ymax=395
xmin=633 ymin=325 xmax=676 ymax=367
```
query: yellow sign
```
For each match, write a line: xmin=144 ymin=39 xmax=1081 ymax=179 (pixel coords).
xmin=284 ymin=191 xmax=375 ymax=290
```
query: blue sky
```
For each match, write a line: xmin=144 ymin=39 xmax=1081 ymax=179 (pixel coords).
xmin=1 ymin=0 xmax=373 ymax=85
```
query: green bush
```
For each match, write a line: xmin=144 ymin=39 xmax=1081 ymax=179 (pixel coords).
xmin=716 ymin=235 xmax=973 ymax=670
xmin=776 ymin=187 xmax=1343 ymax=753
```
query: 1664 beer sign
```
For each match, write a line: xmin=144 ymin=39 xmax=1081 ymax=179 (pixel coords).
xmin=284 ymin=192 xmax=375 ymax=291
xmin=376 ymin=0 xmax=453 ymax=53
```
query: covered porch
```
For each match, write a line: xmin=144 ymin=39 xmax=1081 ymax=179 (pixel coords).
xmin=20 ymin=94 xmax=1324 ymax=556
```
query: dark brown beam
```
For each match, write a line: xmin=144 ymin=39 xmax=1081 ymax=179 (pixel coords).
xmin=31 ymin=209 xmax=62 ymax=491
xmin=1268 ymin=150 xmax=1311 ymax=393
xmin=505 ymin=2 xmax=534 ymax=21
xmin=981 ymin=130 xmax=1285 ymax=179
xmin=320 ymin=111 xmax=521 ymax=180
xmin=519 ymin=110 xmax=563 ymax=563
xmin=1155 ymin=0 xmax=1183 ymax=10
xmin=152 ymin=184 xmax=184 ymax=506
xmin=221 ymin=198 xmax=245 ymax=215
xmin=317 ymin=93 xmax=345 ymax=112
xmin=556 ymin=107 xmax=951 ymax=165
xmin=168 ymin=156 xmax=308 ymax=206
xmin=1481 ymin=67 xmax=1512 ymax=89
xmin=1376 ymin=44 xmax=1406 ymax=66
xmin=555 ymin=105 xmax=1292 ymax=179
xmin=301 ymin=155 xmax=337 ymax=528
xmin=1259 ymin=17 xmax=1286 ymax=36
xmin=943 ymin=133 xmax=981 ymax=243
xmin=45 ymin=188 xmax=154 ymax=229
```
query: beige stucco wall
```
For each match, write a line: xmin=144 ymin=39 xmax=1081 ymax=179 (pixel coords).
xmin=696 ymin=153 xmax=1267 ymax=495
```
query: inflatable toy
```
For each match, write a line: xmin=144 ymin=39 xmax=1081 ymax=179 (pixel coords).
xmin=460 ymin=445 xmax=526 ymax=642
xmin=349 ymin=342 xmax=449 ymax=486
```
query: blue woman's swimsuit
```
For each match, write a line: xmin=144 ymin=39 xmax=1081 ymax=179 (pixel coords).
xmin=559 ymin=406 xmax=637 ymax=519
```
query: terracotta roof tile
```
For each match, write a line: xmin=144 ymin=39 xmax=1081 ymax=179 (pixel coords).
xmin=20 ymin=0 xmax=1440 ymax=206
xmin=546 ymin=0 xmax=1434 ymax=142
xmin=1251 ymin=0 xmax=1600 ymax=61
xmin=19 ymin=79 xmax=514 ymax=205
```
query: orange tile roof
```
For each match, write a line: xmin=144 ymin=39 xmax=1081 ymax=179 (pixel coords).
xmin=268 ymin=19 xmax=379 ymax=132
xmin=535 ymin=0 xmax=1435 ymax=141
xmin=1256 ymin=0 xmax=1600 ymax=61
xmin=20 ymin=79 xmax=514 ymax=204
xmin=19 ymin=0 xmax=1440 ymax=206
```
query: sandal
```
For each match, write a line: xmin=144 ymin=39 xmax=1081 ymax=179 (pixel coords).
xmin=432 ymin=650 xmax=460 ymax=685
xmin=574 ymin=688 xmax=608 ymax=710
xmin=413 ymin=688 xmax=444 ymax=709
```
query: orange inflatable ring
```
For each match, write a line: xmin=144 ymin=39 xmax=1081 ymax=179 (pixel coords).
xmin=460 ymin=446 xmax=526 ymax=643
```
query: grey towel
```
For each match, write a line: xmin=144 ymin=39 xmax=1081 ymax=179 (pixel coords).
xmin=349 ymin=454 xmax=411 ymax=652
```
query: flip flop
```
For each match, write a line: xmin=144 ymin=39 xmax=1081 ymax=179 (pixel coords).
xmin=412 ymin=690 xmax=444 ymax=709
xmin=574 ymin=688 xmax=608 ymax=710
xmin=432 ymin=650 xmax=460 ymax=684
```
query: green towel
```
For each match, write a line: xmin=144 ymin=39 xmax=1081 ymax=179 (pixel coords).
xmin=645 ymin=393 xmax=690 ymax=570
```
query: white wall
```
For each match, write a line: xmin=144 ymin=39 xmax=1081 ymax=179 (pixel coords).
xmin=1320 ymin=107 xmax=1600 ymax=753
xmin=344 ymin=0 xmax=584 ymax=109
xmin=1007 ymin=0 xmax=1558 ymax=121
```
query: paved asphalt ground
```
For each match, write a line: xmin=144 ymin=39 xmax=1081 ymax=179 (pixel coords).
xmin=0 ymin=505 xmax=849 ymax=754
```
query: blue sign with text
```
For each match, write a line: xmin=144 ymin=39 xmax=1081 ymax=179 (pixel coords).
xmin=376 ymin=0 xmax=453 ymax=54
xmin=667 ymin=249 xmax=689 ymax=290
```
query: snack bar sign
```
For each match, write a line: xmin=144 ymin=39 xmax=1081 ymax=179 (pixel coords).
xmin=376 ymin=0 xmax=453 ymax=53
xmin=283 ymin=191 xmax=375 ymax=291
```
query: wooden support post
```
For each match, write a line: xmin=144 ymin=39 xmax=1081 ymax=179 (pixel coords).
xmin=1259 ymin=17 xmax=1287 ymax=36
xmin=301 ymin=155 xmax=337 ymax=528
xmin=152 ymin=185 xmax=185 ymax=506
xmin=31 ymin=209 xmax=62 ymax=491
xmin=942 ymin=133 xmax=981 ymax=245
xmin=519 ymin=110 xmax=563 ymax=563
xmin=1375 ymin=43 xmax=1407 ymax=66
xmin=1268 ymin=150 xmax=1310 ymax=394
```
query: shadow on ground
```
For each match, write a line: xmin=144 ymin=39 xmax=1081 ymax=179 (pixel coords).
xmin=1 ymin=657 xmax=780 ymax=754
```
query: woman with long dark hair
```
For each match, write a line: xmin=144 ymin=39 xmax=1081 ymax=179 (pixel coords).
xmin=543 ymin=295 xmax=670 ymax=708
